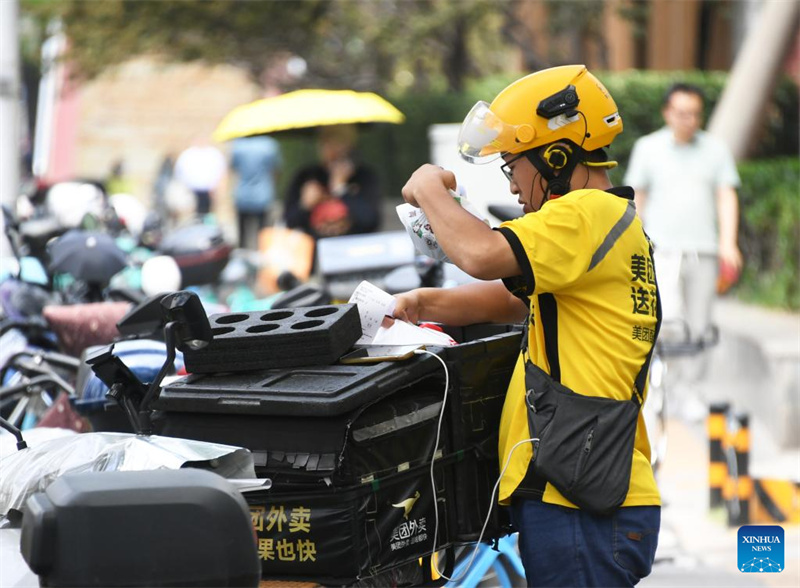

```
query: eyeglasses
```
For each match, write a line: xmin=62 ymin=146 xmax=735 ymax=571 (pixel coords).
xmin=668 ymin=107 xmax=703 ymax=120
xmin=500 ymin=153 xmax=526 ymax=182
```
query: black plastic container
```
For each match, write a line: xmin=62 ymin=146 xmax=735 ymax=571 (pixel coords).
xmin=155 ymin=325 xmax=522 ymax=582
xmin=21 ymin=469 xmax=260 ymax=587
xmin=241 ymin=454 xmax=456 ymax=585
xmin=158 ymin=365 xmax=447 ymax=486
xmin=438 ymin=324 xmax=522 ymax=540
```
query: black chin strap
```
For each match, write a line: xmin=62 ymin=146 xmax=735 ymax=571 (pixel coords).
xmin=525 ymin=144 xmax=585 ymax=200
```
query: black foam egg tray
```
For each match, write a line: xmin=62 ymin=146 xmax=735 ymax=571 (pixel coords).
xmin=183 ymin=303 xmax=362 ymax=373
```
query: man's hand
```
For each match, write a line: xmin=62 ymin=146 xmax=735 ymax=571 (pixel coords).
xmin=392 ymin=290 xmax=422 ymax=324
xmin=716 ymin=186 xmax=741 ymax=271
xmin=329 ymin=158 xmax=355 ymax=196
xmin=401 ymin=164 xmax=457 ymax=207
xmin=300 ymin=180 xmax=328 ymax=210
xmin=718 ymin=241 xmax=743 ymax=272
xmin=400 ymin=163 xmax=519 ymax=280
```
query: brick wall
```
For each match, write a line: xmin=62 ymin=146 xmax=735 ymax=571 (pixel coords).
xmin=75 ymin=57 xmax=260 ymax=223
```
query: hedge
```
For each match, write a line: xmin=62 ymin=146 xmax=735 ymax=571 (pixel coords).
xmin=735 ymin=157 xmax=800 ymax=310
xmin=274 ymin=71 xmax=798 ymax=309
xmin=276 ymin=70 xmax=797 ymax=198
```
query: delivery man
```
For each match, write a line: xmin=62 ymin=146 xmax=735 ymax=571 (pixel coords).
xmin=393 ymin=65 xmax=661 ymax=587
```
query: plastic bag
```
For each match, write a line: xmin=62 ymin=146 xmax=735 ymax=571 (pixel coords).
xmin=396 ymin=189 xmax=488 ymax=263
xmin=0 ymin=432 xmax=255 ymax=515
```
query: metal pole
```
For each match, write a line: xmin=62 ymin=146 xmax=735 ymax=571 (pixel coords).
xmin=0 ymin=0 xmax=21 ymax=259
xmin=729 ymin=412 xmax=752 ymax=527
xmin=708 ymin=0 xmax=800 ymax=160
xmin=33 ymin=22 xmax=65 ymax=181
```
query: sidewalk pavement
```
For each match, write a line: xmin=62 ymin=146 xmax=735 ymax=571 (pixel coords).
xmin=643 ymin=297 xmax=799 ymax=587
xmin=642 ymin=417 xmax=800 ymax=588
xmin=713 ymin=297 xmax=800 ymax=359
xmin=705 ymin=297 xmax=800 ymax=467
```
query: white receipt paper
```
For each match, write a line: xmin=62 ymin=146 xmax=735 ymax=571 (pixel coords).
xmin=349 ymin=280 xmax=397 ymax=344
xmin=348 ymin=281 xmax=455 ymax=347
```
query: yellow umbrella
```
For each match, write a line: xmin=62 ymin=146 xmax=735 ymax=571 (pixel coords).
xmin=213 ymin=89 xmax=405 ymax=142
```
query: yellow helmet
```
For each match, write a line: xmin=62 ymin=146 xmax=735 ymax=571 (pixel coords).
xmin=458 ymin=65 xmax=622 ymax=163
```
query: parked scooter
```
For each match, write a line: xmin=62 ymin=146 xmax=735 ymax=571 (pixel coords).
xmin=0 ymin=289 xmax=261 ymax=588
xmin=158 ymin=222 xmax=233 ymax=288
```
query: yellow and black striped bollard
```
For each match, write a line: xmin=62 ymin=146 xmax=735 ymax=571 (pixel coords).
xmin=727 ymin=412 xmax=752 ymax=526
xmin=708 ymin=402 xmax=729 ymax=509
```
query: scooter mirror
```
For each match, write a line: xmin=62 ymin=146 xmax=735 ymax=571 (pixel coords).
xmin=160 ymin=291 xmax=211 ymax=351
xmin=116 ymin=293 xmax=168 ymax=340
xmin=85 ymin=344 xmax=147 ymax=406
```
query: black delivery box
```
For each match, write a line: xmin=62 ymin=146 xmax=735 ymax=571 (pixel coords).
xmin=155 ymin=325 xmax=521 ymax=584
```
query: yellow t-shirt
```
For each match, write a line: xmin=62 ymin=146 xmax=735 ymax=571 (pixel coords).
xmin=496 ymin=187 xmax=661 ymax=508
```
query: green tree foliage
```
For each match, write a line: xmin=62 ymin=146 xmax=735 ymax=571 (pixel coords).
xmin=546 ymin=0 xmax=609 ymax=66
xmin=21 ymin=0 xmax=516 ymax=92
xmin=22 ymin=0 xmax=332 ymax=80
xmin=736 ymin=158 xmax=800 ymax=310
xmin=305 ymin=0 xmax=513 ymax=93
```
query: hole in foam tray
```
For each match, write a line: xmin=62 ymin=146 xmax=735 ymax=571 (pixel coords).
xmin=260 ymin=311 xmax=294 ymax=322
xmin=304 ymin=307 xmax=338 ymax=318
xmin=211 ymin=326 xmax=235 ymax=336
xmin=247 ymin=324 xmax=280 ymax=334
xmin=291 ymin=320 xmax=324 ymax=330
xmin=216 ymin=314 xmax=249 ymax=325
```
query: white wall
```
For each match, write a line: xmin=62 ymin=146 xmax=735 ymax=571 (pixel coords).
xmin=428 ymin=123 xmax=521 ymax=227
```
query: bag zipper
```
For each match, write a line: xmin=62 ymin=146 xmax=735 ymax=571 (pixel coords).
xmin=583 ymin=429 xmax=594 ymax=453
xmin=570 ymin=425 xmax=595 ymax=487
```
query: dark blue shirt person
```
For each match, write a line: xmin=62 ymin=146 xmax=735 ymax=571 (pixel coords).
xmin=231 ymin=136 xmax=282 ymax=249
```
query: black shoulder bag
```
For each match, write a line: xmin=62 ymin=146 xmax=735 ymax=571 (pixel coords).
xmin=522 ymin=243 xmax=661 ymax=516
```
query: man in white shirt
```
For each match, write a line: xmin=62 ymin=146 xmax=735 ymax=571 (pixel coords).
xmin=625 ymin=83 xmax=742 ymax=409
xmin=174 ymin=140 xmax=227 ymax=217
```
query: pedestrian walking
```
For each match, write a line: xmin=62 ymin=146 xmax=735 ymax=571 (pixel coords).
xmin=174 ymin=139 xmax=227 ymax=217
xmin=625 ymin=83 xmax=742 ymax=342
xmin=230 ymin=135 xmax=281 ymax=250
xmin=393 ymin=65 xmax=661 ymax=587
xmin=624 ymin=83 xmax=742 ymax=418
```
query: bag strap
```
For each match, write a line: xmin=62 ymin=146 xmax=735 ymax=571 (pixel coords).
xmin=519 ymin=205 xmax=662 ymax=407
xmin=632 ymin=239 xmax=661 ymax=404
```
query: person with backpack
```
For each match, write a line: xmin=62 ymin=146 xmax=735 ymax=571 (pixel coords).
xmin=393 ymin=65 xmax=661 ymax=587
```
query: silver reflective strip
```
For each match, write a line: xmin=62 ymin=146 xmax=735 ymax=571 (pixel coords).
xmin=351 ymin=401 xmax=443 ymax=442
xmin=588 ymin=200 xmax=636 ymax=272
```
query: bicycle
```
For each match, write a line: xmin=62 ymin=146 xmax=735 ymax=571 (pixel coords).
xmin=443 ymin=534 xmax=526 ymax=588
xmin=0 ymin=343 xmax=80 ymax=430
xmin=643 ymin=319 xmax=720 ymax=475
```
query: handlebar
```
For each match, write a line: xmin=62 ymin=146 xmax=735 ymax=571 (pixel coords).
xmin=487 ymin=204 xmax=524 ymax=222
xmin=0 ymin=317 xmax=50 ymax=338
xmin=656 ymin=323 xmax=720 ymax=358
xmin=14 ymin=348 xmax=81 ymax=371
xmin=0 ymin=373 xmax=75 ymax=401
xmin=1 ymin=348 xmax=80 ymax=395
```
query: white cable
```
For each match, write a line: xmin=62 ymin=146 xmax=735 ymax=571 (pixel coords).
xmin=414 ymin=348 xmax=538 ymax=583
xmin=414 ymin=348 xmax=450 ymax=577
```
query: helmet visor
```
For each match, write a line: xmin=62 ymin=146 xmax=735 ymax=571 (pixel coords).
xmin=457 ymin=101 xmax=520 ymax=164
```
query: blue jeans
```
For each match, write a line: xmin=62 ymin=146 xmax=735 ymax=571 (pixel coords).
xmin=511 ymin=499 xmax=660 ymax=587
